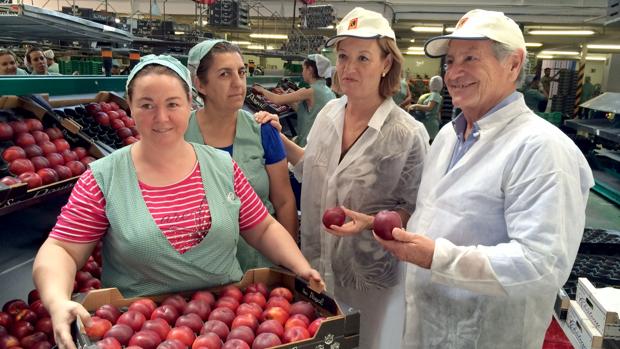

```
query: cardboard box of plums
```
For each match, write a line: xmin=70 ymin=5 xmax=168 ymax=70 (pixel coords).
xmin=0 ymin=95 xmax=106 ymax=216
xmin=51 ymin=91 xmax=138 ymax=152
xmin=71 ymin=268 xmax=360 ymax=349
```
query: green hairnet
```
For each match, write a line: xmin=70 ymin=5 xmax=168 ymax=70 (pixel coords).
xmin=187 ymin=39 xmax=225 ymax=74
xmin=126 ymin=54 xmax=192 ymax=92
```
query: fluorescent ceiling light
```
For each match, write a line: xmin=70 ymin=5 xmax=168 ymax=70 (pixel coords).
xmin=410 ymin=39 xmax=416 ymax=43
xmin=539 ymin=50 xmax=579 ymax=55
xmin=411 ymin=26 xmax=443 ymax=33
xmin=247 ymin=45 xmax=265 ymax=50
xmin=174 ymin=31 xmax=185 ymax=35
xmin=231 ymin=41 xmax=252 ymax=45
xmin=320 ymin=25 xmax=334 ymax=29
xmin=587 ymin=44 xmax=620 ymax=50
xmin=525 ymin=42 xmax=543 ymax=47
xmin=537 ymin=54 xmax=606 ymax=61
xmin=446 ymin=27 xmax=455 ymax=33
xmin=405 ymin=51 xmax=426 ymax=55
xmin=250 ymin=33 xmax=288 ymax=39
xmin=407 ymin=46 xmax=424 ymax=51
xmin=528 ymin=30 xmax=595 ymax=36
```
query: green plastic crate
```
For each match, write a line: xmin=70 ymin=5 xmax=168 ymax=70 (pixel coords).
xmin=536 ymin=112 xmax=562 ymax=127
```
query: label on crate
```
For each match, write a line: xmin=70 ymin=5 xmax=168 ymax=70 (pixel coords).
xmin=567 ymin=301 xmax=603 ymax=349
xmin=0 ymin=180 xmax=76 ymax=209
xmin=295 ymin=277 xmax=338 ymax=315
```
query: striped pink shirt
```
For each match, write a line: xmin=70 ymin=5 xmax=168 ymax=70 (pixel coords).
xmin=49 ymin=161 xmax=269 ymax=254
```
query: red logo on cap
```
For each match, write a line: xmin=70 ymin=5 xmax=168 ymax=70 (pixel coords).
xmin=348 ymin=18 xmax=358 ymax=30
xmin=456 ymin=16 xmax=469 ymax=29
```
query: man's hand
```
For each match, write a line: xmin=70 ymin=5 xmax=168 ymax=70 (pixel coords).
xmin=325 ymin=207 xmax=373 ymax=237
xmin=374 ymin=228 xmax=435 ymax=269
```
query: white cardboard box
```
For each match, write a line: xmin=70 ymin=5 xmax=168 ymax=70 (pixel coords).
xmin=567 ymin=300 xmax=604 ymax=349
xmin=576 ymin=278 xmax=620 ymax=339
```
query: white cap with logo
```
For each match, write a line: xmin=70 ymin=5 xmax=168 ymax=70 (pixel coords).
xmin=325 ymin=7 xmax=395 ymax=48
xmin=424 ymin=9 xmax=526 ymax=58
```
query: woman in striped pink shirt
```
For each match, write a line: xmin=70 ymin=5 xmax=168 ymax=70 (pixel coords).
xmin=32 ymin=55 xmax=323 ymax=349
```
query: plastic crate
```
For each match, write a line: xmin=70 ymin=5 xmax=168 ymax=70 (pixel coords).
xmin=537 ymin=111 xmax=563 ymax=127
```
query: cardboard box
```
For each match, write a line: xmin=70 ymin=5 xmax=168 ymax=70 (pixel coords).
xmin=0 ymin=95 xmax=106 ymax=216
xmin=576 ymin=278 xmax=620 ymax=339
xmin=567 ymin=300 xmax=604 ymax=349
xmin=73 ymin=268 xmax=360 ymax=349
xmin=49 ymin=91 xmax=129 ymax=112
xmin=52 ymin=91 xmax=131 ymax=152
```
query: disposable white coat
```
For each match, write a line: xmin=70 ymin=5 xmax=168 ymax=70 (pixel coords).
xmin=293 ymin=96 xmax=429 ymax=291
xmin=403 ymin=96 xmax=594 ymax=349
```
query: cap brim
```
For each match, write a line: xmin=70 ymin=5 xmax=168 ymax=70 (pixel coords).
xmin=325 ymin=32 xmax=383 ymax=47
xmin=424 ymin=32 xmax=488 ymax=58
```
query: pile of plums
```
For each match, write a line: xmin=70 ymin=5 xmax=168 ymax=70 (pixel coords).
xmin=58 ymin=101 xmax=139 ymax=149
xmin=1 ymin=119 xmax=95 ymax=189
xmin=0 ymin=242 xmax=104 ymax=349
xmin=75 ymin=241 xmax=103 ymax=293
xmin=87 ymin=283 xmax=326 ymax=349
xmin=0 ymin=293 xmax=54 ymax=349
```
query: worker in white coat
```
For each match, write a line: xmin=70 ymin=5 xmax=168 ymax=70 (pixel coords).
xmin=374 ymin=9 xmax=594 ymax=349
xmin=256 ymin=8 xmax=428 ymax=348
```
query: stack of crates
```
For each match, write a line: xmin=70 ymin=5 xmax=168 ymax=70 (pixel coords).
xmin=551 ymin=69 xmax=578 ymax=118
xmin=58 ymin=58 xmax=103 ymax=75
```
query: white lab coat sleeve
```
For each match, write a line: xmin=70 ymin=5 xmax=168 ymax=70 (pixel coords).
xmin=430 ymin=137 xmax=589 ymax=298
xmin=291 ymin=156 xmax=305 ymax=182
xmin=392 ymin=126 xmax=428 ymax=214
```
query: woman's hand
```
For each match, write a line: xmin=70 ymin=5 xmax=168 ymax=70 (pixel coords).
xmin=296 ymin=268 xmax=326 ymax=293
xmin=325 ymin=207 xmax=373 ymax=237
xmin=254 ymin=111 xmax=282 ymax=133
xmin=252 ymin=84 xmax=267 ymax=94
xmin=48 ymin=299 xmax=92 ymax=349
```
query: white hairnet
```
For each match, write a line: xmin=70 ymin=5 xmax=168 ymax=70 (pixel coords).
xmin=307 ymin=54 xmax=332 ymax=78
xmin=429 ymin=76 xmax=443 ymax=92
xmin=43 ymin=50 xmax=54 ymax=59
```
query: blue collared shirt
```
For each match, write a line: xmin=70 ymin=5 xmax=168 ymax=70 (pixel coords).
xmin=447 ymin=92 xmax=521 ymax=171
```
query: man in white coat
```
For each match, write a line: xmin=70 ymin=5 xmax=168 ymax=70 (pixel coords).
xmin=375 ymin=9 xmax=594 ymax=349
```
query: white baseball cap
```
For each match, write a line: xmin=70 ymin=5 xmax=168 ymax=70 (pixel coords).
xmin=325 ymin=7 xmax=395 ymax=48
xmin=424 ymin=9 xmax=526 ymax=58
xmin=307 ymin=54 xmax=331 ymax=78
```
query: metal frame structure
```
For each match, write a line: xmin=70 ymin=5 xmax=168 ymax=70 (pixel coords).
xmin=0 ymin=3 xmax=133 ymax=43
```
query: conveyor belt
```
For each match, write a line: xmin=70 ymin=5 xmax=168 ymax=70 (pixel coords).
xmin=565 ymin=119 xmax=620 ymax=143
